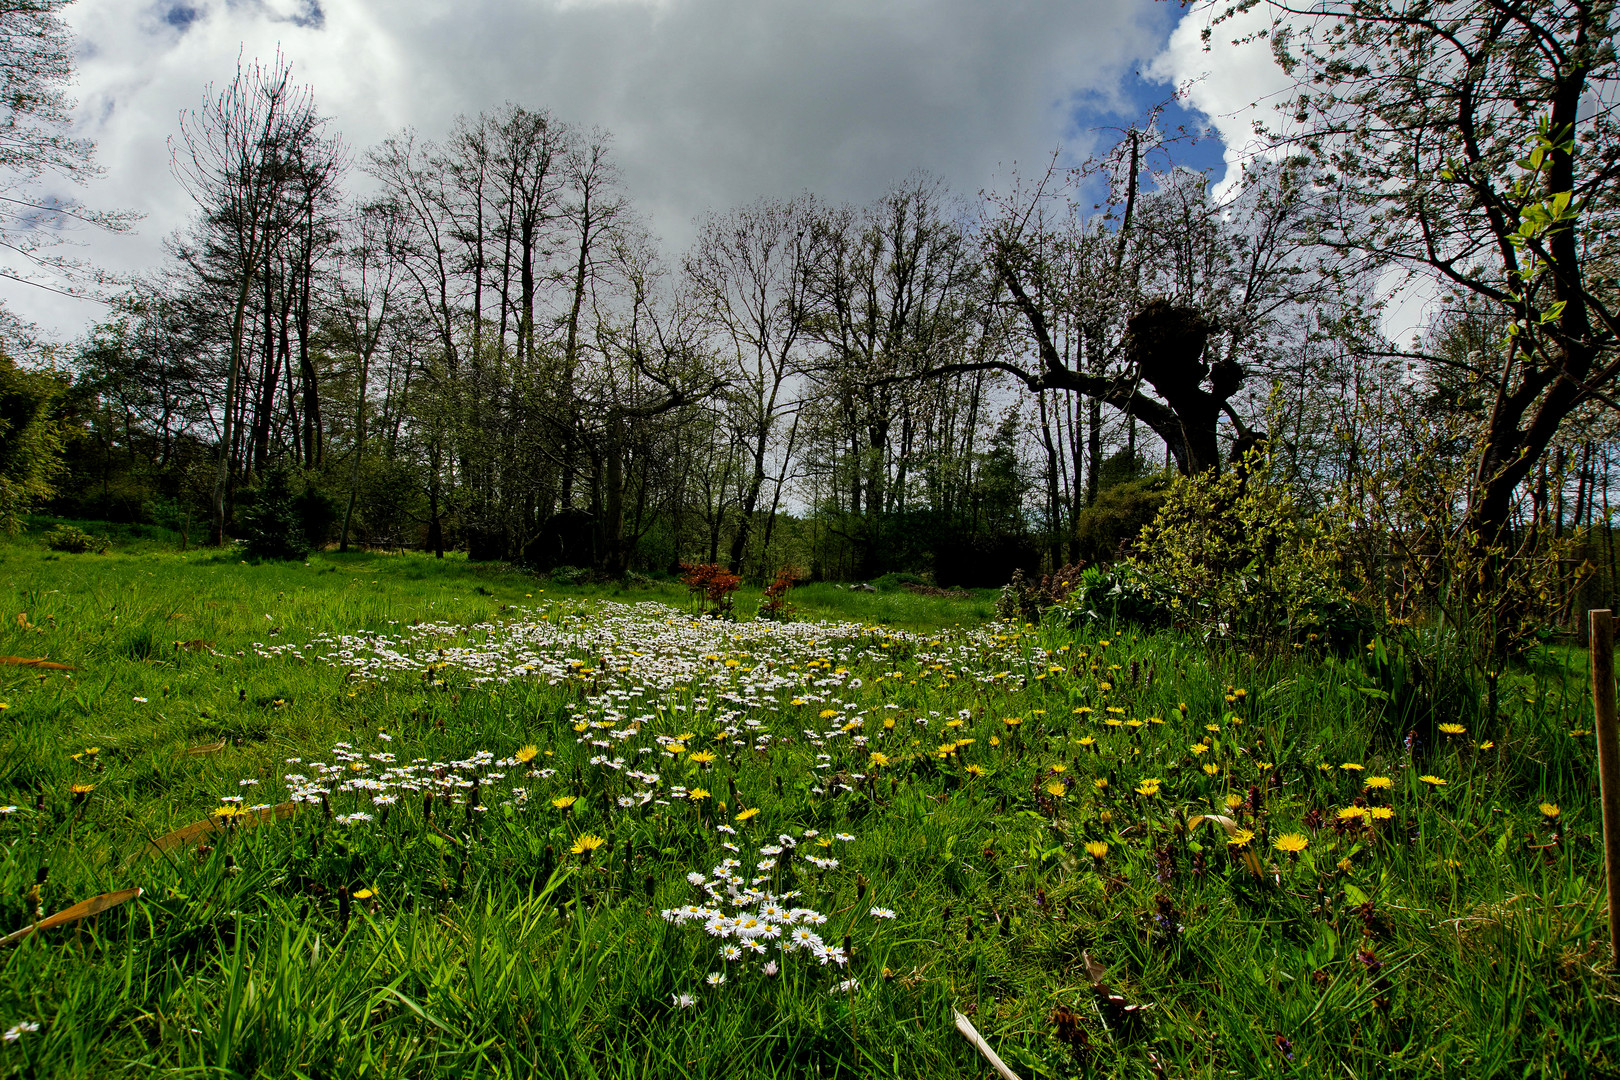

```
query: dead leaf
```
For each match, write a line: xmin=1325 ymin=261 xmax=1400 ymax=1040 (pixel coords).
xmin=146 ymin=801 xmax=299 ymax=856
xmin=1082 ymin=949 xmax=1108 ymax=986
xmin=0 ymin=656 xmax=74 ymax=670
xmin=0 ymin=887 xmax=143 ymax=946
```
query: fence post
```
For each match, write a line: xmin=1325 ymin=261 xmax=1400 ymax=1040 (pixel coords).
xmin=1590 ymin=609 xmax=1620 ymax=968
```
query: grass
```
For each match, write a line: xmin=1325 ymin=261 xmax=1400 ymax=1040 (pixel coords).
xmin=0 ymin=526 xmax=1616 ymax=1078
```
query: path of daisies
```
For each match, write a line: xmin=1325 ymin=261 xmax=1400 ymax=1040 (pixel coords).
xmin=2 ymin=591 xmax=1610 ymax=1077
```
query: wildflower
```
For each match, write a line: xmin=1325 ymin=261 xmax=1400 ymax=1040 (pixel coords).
xmin=671 ymin=992 xmax=697 ymax=1008
xmin=965 ymin=764 xmax=986 ymax=778
xmin=211 ymin=805 xmax=243 ymax=819
xmin=1418 ymin=775 xmax=1447 ymax=787
xmin=1093 ymin=778 xmax=1107 ymax=791
xmin=1337 ymin=806 xmax=1367 ymax=822
xmin=1046 ymin=780 xmax=1067 ymax=798
xmin=1001 ymin=716 xmax=1022 ymax=728
xmin=705 ymin=971 xmax=726 ymax=987
xmin=688 ymin=788 xmax=710 ymax=801
xmin=551 ymin=795 xmax=579 ymax=810
xmin=1273 ymin=833 xmax=1309 ymax=854
xmin=1227 ymin=828 xmax=1255 ymax=848
xmin=3 ymin=1021 xmax=41 ymax=1042
xmin=869 ymin=906 xmax=896 ymax=919
xmin=1439 ymin=723 xmax=1466 ymax=736
xmin=763 ymin=959 xmax=780 ymax=976
xmin=1135 ymin=779 xmax=1161 ymax=797
xmin=1202 ymin=764 xmax=1220 ymax=777
xmin=1340 ymin=762 xmax=1364 ymax=772
xmin=719 ymin=943 xmax=742 ymax=960
xmin=868 ymin=752 xmax=890 ymax=767
xmin=1337 ymin=856 xmax=1354 ymax=873
xmin=1370 ymin=807 xmax=1394 ymax=821
xmin=353 ymin=888 xmax=376 ymax=900
xmin=1540 ymin=802 xmax=1561 ymax=820
xmin=1367 ymin=776 xmax=1393 ymax=790
xmin=819 ymin=709 xmax=840 ymax=719
xmin=570 ymin=834 xmax=606 ymax=856
xmin=1084 ymin=840 xmax=1108 ymax=861
xmin=832 ymin=978 xmax=860 ymax=994
xmin=1190 ymin=744 xmax=1209 ymax=755
xmin=515 ymin=745 xmax=539 ymax=763
xmin=69 ymin=783 xmax=94 ymax=796
xmin=735 ymin=807 xmax=760 ymax=822
xmin=1479 ymin=741 xmax=1495 ymax=750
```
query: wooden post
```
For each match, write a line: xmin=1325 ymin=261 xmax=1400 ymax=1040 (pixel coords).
xmin=1591 ymin=609 xmax=1620 ymax=968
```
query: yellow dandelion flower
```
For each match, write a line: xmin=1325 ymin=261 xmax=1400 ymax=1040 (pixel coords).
xmin=551 ymin=795 xmax=579 ymax=810
xmin=965 ymin=764 xmax=986 ymax=778
xmin=989 ymin=736 xmax=1001 ymax=747
xmin=570 ymin=834 xmax=606 ymax=855
xmin=1367 ymin=776 xmax=1393 ymax=789
xmin=735 ymin=807 xmax=760 ymax=822
xmin=572 ymin=722 xmax=590 ymax=733
xmin=1084 ymin=841 xmax=1109 ymax=860
xmin=70 ymin=783 xmax=94 ymax=795
xmin=1273 ymin=832 xmax=1309 ymax=853
xmin=1202 ymin=763 xmax=1220 ymax=777
xmin=688 ymin=788 xmax=710 ymax=801
xmin=1539 ymin=802 xmax=1560 ymax=820
xmin=689 ymin=751 xmax=717 ymax=765
xmin=353 ymin=888 xmax=376 ymax=900
xmin=1224 ymin=793 xmax=1244 ymax=810
xmin=1439 ymin=723 xmax=1466 ymax=735
xmin=1135 ymin=779 xmax=1161 ymax=797
xmin=1046 ymin=780 xmax=1067 ymax=798
xmin=1093 ymin=777 xmax=1108 ymax=790
xmin=819 ymin=709 xmax=840 ymax=719
xmin=1002 ymin=716 xmax=1023 ymax=728
xmin=515 ymin=745 xmax=540 ymax=763
xmin=1337 ymin=806 xmax=1367 ymax=821
xmin=1227 ymin=828 xmax=1256 ymax=847
xmin=1418 ymin=775 xmax=1447 ymax=787
xmin=869 ymin=752 xmax=890 ymax=767
xmin=1370 ymin=806 xmax=1394 ymax=821
xmin=1340 ymin=762 xmax=1364 ymax=771
xmin=1190 ymin=744 xmax=1209 ymax=755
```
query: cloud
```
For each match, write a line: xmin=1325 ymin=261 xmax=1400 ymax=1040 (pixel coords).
xmin=1148 ymin=1 xmax=1295 ymax=200
xmin=4 ymin=0 xmax=1177 ymax=338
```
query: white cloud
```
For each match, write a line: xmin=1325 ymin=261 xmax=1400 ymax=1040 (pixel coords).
xmin=1149 ymin=1 xmax=1295 ymax=201
xmin=5 ymin=0 xmax=1173 ymax=339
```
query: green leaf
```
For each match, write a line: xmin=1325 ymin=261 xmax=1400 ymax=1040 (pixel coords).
xmin=1344 ymin=882 xmax=1369 ymax=905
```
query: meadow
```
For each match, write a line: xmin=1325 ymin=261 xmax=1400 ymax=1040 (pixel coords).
xmin=0 ymin=527 xmax=1615 ymax=1078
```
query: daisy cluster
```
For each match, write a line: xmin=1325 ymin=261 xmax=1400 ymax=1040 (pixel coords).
xmin=659 ymin=828 xmax=897 ymax=997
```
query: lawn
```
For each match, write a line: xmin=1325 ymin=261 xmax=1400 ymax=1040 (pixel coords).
xmin=0 ymin=528 xmax=1614 ymax=1078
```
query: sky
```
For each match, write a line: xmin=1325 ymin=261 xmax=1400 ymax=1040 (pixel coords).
xmin=2 ymin=0 xmax=1282 ymax=341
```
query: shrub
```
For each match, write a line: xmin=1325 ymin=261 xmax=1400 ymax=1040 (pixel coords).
xmin=679 ymin=562 xmax=741 ymax=619
xmin=237 ymin=463 xmax=334 ymax=560
xmin=1072 ymin=476 xmax=1169 ymax=564
xmin=549 ymin=565 xmax=592 ymax=586
xmin=757 ymin=566 xmax=799 ymax=621
xmin=995 ymin=563 xmax=1085 ymax=623
xmin=1127 ymin=450 xmax=1368 ymax=650
xmin=42 ymin=523 xmax=109 ymax=554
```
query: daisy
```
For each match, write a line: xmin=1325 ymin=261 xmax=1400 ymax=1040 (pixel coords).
xmin=705 ymin=971 xmax=726 ymax=987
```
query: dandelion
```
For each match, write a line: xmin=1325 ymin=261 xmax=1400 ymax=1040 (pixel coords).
xmin=1084 ymin=840 xmax=1108 ymax=861
xmin=69 ymin=783 xmax=94 ymax=796
xmin=1135 ymin=778 xmax=1161 ymax=797
xmin=353 ymin=888 xmax=376 ymax=900
xmin=1340 ymin=762 xmax=1364 ymax=772
xmin=1418 ymin=775 xmax=1447 ymax=787
xmin=1370 ymin=807 xmax=1394 ymax=821
xmin=1273 ymin=833 xmax=1309 ymax=854
xmin=1337 ymin=806 xmax=1368 ymax=822
xmin=1002 ymin=716 xmax=1023 ymax=728
xmin=1439 ymin=723 xmax=1467 ymax=736
xmin=868 ymin=751 xmax=891 ymax=767
xmin=1227 ymin=828 xmax=1256 ymax=848
xmin=514 ymin=745 xmax=539 ymax=763
xmin=1540 ymin=802 xmax=1561 ymax=820
xmin=688 ymin=788 xmax=711 ymax=801
xmin=1202 ymin=763 xmax=1220 ymax=777
xmin=570 ymin=834 xmax=606 ymax=857
xmin=1367 ymin=776 xmax=1393 ymax=790
xmin=1046 ymin=780 xmax=1067 ymax=798
xmin=689 ymin=751 xmax=717 ymax=766
xmin=735 ymin=807 xmax=760 ymax=822
xmin=551 ymin=795 xmax=579 ymax=810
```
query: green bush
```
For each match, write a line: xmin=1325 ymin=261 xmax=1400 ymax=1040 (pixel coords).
xmin=870 ymin=571 xmax=927 ymax=592
xmin=1072 ymin=475 xmax=1169 ymax=564
xmin=42 ymin=523 xmax=109 ymax=554
xmin=238 ymin=463 xmax=335 ymax=560
xmin=1127 ymin=451 xmax=1368 ymax=649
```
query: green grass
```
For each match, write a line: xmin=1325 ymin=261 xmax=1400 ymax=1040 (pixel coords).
xmin=0 ymin=528 xmax=1615 ymax=1078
